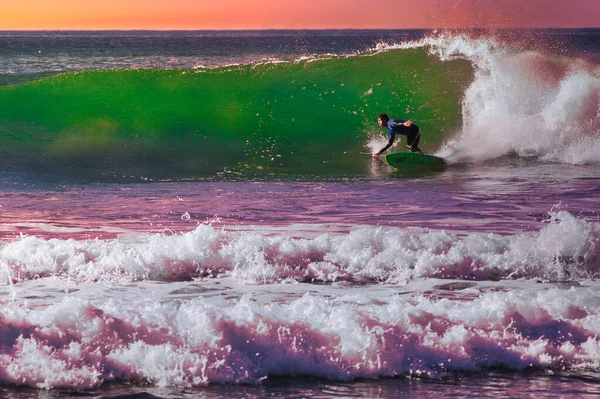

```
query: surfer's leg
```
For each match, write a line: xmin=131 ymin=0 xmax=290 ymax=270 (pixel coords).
xmin=412 ymin=131 xmax=422 ymax=152
xmin=407 ymin=125 xmax=422 ymax=152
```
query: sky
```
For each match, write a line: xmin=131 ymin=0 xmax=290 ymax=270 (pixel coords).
xmin=0 ymin=0 xmax=598 ymax=30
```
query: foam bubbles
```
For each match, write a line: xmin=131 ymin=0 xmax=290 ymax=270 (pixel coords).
xmin=3 ymin=282 xmax=600 ymax=388
xmin=385 ymin=34 xmax=600 ymax=165
xmin=1 ymin=211 xmax=598 ymax=286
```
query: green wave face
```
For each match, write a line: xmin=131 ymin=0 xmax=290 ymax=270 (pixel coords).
xmin=0 ymin=49 xmax=472 ymax=180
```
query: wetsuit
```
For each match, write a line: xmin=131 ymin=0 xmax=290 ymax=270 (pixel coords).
xmin=377 ymin=119 xmax=422 ymax=154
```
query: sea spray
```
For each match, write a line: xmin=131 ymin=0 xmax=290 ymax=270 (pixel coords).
xmin=409 ymin=34 xmax=600 ymax=164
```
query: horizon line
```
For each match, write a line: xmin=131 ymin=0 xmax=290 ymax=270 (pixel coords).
xmin=1 ymin=26 xmax=600 ymax=32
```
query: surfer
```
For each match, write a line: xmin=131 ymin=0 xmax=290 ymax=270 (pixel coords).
xmin=373 ymin=113 xmax=423 ymax=156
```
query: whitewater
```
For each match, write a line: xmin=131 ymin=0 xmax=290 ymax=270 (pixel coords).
xmin=0 ymin=30 xmax=600 ymax=398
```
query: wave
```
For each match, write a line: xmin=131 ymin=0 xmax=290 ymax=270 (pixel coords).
xmin=1 ymin=211 xmax=598 ymax=285
xmin=0 ymin=49 xmax=469 ymax=180
xmin=1 ymin=33 xmax=599 ymax=180
xmin=0 ymin=210 xmax=599 ymax=389
xmin=1 ymin=264 xmax=600 ymax=388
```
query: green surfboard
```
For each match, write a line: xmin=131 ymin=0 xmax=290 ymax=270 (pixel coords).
xmin=385 ymin=152 xmax=446 ymax=169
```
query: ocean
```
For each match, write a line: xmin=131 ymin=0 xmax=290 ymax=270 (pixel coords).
xmin=0 ymin=29 xmax=600 ymax=398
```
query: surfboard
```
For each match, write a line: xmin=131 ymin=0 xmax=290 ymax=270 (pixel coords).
xmin=385 ymin=152 xmax=446 ymax=169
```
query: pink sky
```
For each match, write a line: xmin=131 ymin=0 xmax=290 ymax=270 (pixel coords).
xmin=1 ymin=0 xmax=598 ymax=30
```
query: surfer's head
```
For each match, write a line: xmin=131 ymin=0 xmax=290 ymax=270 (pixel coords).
xmin=378 ymin=113 xmax=389 ymax=127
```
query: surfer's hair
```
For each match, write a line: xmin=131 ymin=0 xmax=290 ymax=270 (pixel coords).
xmin=378 ymin=113 xmax=389 ymax=122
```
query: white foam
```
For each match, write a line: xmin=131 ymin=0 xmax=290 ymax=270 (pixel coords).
xmin=2 ymin=279 xmax=600 ymax=388
xmin=381 ymin=34 xmax=600 ymax=165
xmin=1 ymin=211 xmax=598 ymax=286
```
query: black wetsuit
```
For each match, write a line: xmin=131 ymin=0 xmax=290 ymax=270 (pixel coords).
xmin=378 ymin=119 xmax=423 ymax=154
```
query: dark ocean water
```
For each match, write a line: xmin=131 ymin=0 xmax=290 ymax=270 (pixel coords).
xmin=0 ymin=30 xmax=600 ymax=398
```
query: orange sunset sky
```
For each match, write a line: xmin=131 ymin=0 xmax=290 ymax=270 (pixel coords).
xmin=0 ymin=0 xmax=598 ymax=30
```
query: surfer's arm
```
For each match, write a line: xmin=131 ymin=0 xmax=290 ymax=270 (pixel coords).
xmin=373 ymin=137 xmax=395 ymax=156
xmin=394 ymin=119 xmax=412 ymax=127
